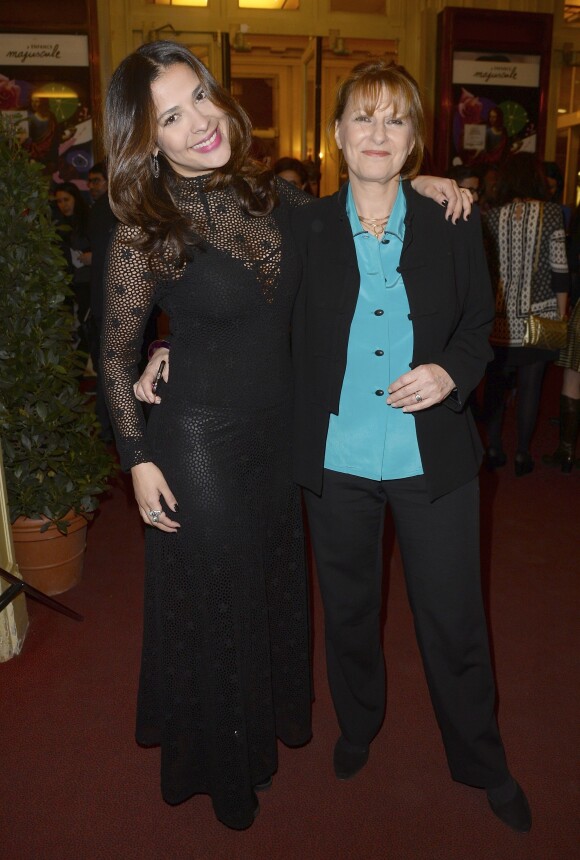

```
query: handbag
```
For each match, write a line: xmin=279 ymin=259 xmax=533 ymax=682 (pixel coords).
xmin=522 ymin=202 xmax=568 ymax=350
xmin=522 ymin=313 xmax=568 ymax=350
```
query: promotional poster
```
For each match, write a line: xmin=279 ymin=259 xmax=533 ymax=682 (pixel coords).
xmin=451 ymin=51 xmax=541 ymax=168
xmin=0 ymin=34 xmax=93 ymax=190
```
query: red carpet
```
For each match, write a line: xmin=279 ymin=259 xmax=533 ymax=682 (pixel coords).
xmin=1 ymin=365 xmax=578 ymax=859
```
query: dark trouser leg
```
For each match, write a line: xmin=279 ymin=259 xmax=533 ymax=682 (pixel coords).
xmin=483 ymin=351 xmax=511 ymax=451
xmin=559 ymin=395 xmax=580 ymax=470
xmin=304 ymin=470 xmax=387 ymax=746
xmin=515 ymin=360 xmax=546 ymax=454
xmin=387 ymin=475 xmax=509 ymax=789
xmin=543 ymin=395 xmax=580 ymax=466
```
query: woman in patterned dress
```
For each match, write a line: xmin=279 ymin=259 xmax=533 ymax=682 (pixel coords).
xmin=482 ymin=152 xmax=569 ymax=475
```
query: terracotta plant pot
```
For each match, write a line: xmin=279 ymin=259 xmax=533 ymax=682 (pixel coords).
xmin=11 ymin=512 xmax=88 ymax=596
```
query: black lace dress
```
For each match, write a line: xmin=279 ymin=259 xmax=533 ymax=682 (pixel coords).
xmin=102 ymin=177 xmax=312 ymax=830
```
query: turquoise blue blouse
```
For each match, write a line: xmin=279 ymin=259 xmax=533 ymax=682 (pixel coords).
xmin=324 ymin=182 xmax=423 ymax=480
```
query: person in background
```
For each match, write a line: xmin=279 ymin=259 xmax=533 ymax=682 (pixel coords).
xmin=478 ymin=165 xmax=500 ymax=213
xmin=25 ymin=95 xmax=59 ymax=173
xmin=54 ymin=181 xmax=92 ymax=356
xmin=447 ymin=163 xmax=482 ymax=204
xmin=482 ymin=106 xmax=508 ymax=165
xmin=543 ymin=161 xmax=572 ymax=234
xmin=482 ymin=153 xmax=569 ymax=476
xmin=87 ymin=161 xmax=109 ymax=203
xmin=543 ymin=207 xmax=580 ymax=472
xmin=273 ymin=156 xmax=311 ymax=192
xmin=290 ymin=59 xmax=531 ymax=834
xmin=541 ymin=313 xmax=580 ymax=472
xmin=301 ymin=155 xmax=321 ymax=197
xmin=120 ymin=43 xmax=471 ymax=831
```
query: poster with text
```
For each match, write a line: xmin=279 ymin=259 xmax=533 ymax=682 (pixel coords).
xmin=451 ymin=52 xmax=541 ymax=169
xmin=0 ymin=34 xmax=93 ymax=190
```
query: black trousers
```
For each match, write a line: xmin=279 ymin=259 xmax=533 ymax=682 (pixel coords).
xmin=483 ymin=347 xmax=550 ymax=456
xmin=304 ymin=470 xmax=510 ymax=789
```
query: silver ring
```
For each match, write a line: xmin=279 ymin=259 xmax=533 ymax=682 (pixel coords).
xmin=148 ymin=510 xmax=162 ymax=523
xmin=414 ymin=392 xmax=423 ymax=403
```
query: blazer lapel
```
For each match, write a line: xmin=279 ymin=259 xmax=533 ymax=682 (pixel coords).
xmin=401 ymin=180 xmax=416 ymax=262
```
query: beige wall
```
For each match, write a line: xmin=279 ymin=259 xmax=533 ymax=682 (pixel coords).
xmin=95 ymin=0 xmax=580 ymax=162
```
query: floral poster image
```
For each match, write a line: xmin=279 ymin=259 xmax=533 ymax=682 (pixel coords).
xmin=451 ymin=52 xmax=541 ymax=168
xmin=0 ymin=34 xmax=93 ymax=190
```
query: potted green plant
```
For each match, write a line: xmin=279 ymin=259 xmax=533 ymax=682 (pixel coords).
xmin=0 ymin=117 xmax=115 ymax=595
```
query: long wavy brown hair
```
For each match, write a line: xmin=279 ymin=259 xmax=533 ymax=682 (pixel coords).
xmin=105 ymin=40 xmax=276 ymax=263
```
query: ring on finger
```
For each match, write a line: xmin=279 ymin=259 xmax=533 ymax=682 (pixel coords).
xmin=148 ymin=509 xmax=162 ymax=524
xmin=414 ymin=392 xmax=423 ymax=403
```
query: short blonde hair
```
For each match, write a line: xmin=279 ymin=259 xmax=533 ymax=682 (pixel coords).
xmin=329 ymin=60 xmax=425 ymax=179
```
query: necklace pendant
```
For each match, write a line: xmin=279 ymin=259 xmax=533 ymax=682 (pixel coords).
xmin=358 ymin=212 xmax=390 ymax=240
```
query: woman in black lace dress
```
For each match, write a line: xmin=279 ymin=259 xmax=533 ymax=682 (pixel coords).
xmin=104 ymin=40 xmax=470 ymax=831
xmin=103 ymin=40 xmax=314 ymax=831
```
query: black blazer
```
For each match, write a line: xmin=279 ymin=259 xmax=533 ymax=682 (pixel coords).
xmin=290 ymin=180 xmax=494 ymax=501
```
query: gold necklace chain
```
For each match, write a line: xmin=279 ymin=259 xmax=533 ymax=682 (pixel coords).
xmin=358 ymin=212 xmax=391 ymax=239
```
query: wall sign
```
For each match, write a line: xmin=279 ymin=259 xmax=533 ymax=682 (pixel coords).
xmin=434 ymin=8 xmax=553 ymax=173
xmin=451 ymin=52 xmax=542 ymax=167
xmin=0 ymin=34 xmax=89 ymax=67
xmin=1 ymin=34 xmax=92 ymax=186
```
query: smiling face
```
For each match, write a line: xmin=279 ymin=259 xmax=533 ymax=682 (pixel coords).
xmin=151 ymin=62 xmax=231 ymax=178
xmin=335 ymin=86 xmax=415 ymax=189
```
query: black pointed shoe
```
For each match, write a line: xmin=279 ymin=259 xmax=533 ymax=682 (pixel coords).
xmin=221 ymin=794 xmax=259 ymax=830
xmin=487 ymin=781 xmax=531 ymax=833
xmin=485 ymin=447 xmax=507 ymax=470
xmin=514 ymin=452 xmax=534 ymax=477
xmin=333 ymin=735 xmax=369 ymax=780
xmin=254 ymin=775 xmax=273 ymax=791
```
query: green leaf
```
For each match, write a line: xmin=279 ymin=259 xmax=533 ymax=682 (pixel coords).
xmin=0 ymin=116 xmax=115 ymax=523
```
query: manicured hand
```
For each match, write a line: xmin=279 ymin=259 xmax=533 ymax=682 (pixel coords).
xmin=131 ymin=461 xmax=180 ymax=532
xmin=387 ymin=363 xmax=455 ymax=411
xmin=133 ymin=348 xmax=170 ymax=404
xmin=411 ymin=175 xmax=472 ymax=224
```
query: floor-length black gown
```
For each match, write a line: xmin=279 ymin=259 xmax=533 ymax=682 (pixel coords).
xmin=102 ymin=176 xmax=312 ymax=830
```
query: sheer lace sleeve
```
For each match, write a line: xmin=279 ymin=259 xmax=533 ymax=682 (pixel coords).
xmin=274 ymin=177 xmax=313 ymax=210
xmin=101 ymin=224 xmax=162 ymax=471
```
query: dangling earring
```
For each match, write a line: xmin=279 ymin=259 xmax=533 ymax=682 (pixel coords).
xmin=152 ymin=153 xmax=160 ymax=179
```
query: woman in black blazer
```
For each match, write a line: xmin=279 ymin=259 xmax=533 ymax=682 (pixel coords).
xmin=291 ymin=60 xmax=531 ymax=834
